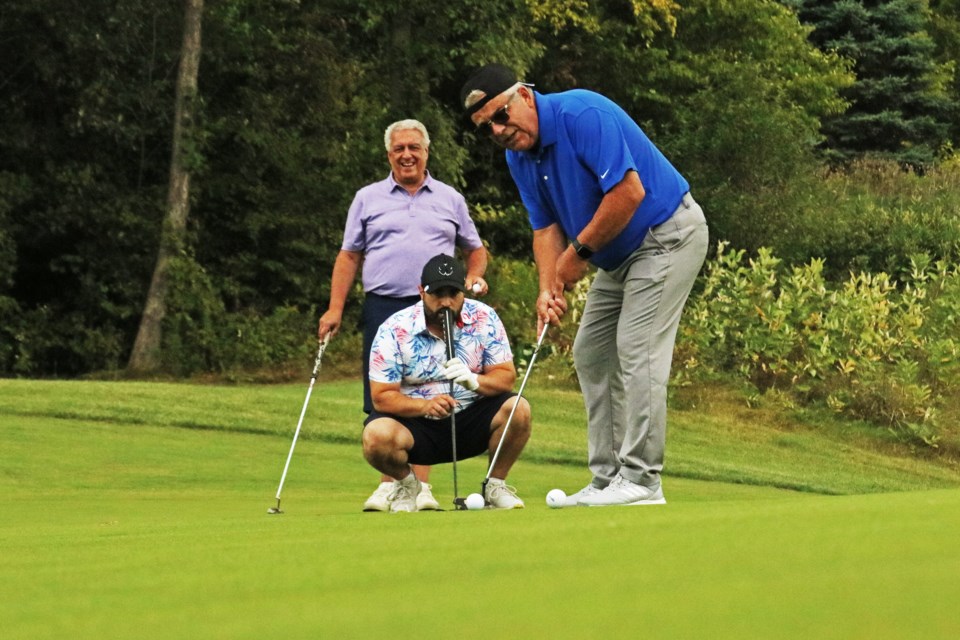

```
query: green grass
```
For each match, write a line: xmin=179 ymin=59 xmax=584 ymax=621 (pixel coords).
xmin=2 ymin=378 xmax=960 ymax=638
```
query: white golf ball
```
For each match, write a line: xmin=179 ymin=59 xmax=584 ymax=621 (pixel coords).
xmin=465 ymin=493 xmax=485 ymax=510
xmin=546 ymin=488 xmax=567 ymax=509
xmin=472 ymin=282 xmax=482 ymax=294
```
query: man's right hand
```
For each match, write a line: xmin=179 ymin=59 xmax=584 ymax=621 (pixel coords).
xmin=317 ymin=309 xmax=342 ymax=340
xmin=422 ymin=394 xmax=457 ymax=419
xmin=536 ymin=288 xmax=567 ymax=329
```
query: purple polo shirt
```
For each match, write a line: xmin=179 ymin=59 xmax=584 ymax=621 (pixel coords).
xmin=341 ymin=172 xmax=483 ymax=297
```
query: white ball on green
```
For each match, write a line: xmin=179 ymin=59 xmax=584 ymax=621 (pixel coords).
xmin=545 ymin=488 xmax=567 ymax=508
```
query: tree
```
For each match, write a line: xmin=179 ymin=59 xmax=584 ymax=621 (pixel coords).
xmin=0 ymin=0 xmax=183 ymax=375
xmin=929 ymin=0 xmax=960 ymax=146
xmin=128 ymin=0 xmax=204 ymax=373
xmin=790 ymin=0 xmax=954 ymax=168
xmin=0 ymin=0 xmax=913 ymax=377
xmin=526 ymin=0 xmax=852 ymax=250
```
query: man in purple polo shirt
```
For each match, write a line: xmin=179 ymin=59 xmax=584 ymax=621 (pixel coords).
xmin=461 ymin=64 xmax=708 ymax=507
xmin=318 ymin=119 xmax=488 ymax=512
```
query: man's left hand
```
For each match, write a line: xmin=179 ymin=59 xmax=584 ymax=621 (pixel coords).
xmin=466 ymin=277 xmax=488 ymax=296
xmin=443 ymin=357 xmax=480 ymax=391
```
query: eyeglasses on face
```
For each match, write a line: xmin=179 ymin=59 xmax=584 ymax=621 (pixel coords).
xmin=475 ymin=92 xmax=520 ymax=137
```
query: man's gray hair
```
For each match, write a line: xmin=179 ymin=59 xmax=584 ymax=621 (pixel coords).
xmin=384 ymin=119 xmax=431 ymax=151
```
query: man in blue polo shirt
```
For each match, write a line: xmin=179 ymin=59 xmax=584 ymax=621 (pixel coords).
xmin=460 ymin=64 xmax=708 ymax=506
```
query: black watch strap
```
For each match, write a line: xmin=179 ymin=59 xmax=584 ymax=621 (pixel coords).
xmin=571 ymin=237 xmax=594 ymax=260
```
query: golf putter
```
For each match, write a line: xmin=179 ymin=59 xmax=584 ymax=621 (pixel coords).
xmin=481 ymin=322 xmax=549 ymax=502
xmin=442 ymin=307 xmax=467 ymax=511
xmin=267 ymin=336 xmax=329 ymax=514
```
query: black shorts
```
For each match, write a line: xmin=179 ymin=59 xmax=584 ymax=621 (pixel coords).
xmin=363 ymin=393 xmax=517 ymax=465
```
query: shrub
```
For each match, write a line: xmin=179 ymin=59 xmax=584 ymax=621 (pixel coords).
xmin=2 ymin=305 xmax=127 ymax=377
xmin=756 ymin=158 xmax=960 ymax=276
xmin=678 ymin=243 xmax=960 ymax=447
xmin=471 ymin=204 xmax=534 ymax=260
xmin=158 ymin=256 xmax=322 ymax=378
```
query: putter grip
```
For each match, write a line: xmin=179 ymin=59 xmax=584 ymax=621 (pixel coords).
xmin=442 ymin=308 xmax=456 ymax=360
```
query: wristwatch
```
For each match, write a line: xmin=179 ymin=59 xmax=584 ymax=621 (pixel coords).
xmin=571 ymin=237 xmax=594 ymax=260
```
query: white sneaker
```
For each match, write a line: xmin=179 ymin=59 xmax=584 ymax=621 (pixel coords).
xmin=416 ymin=482 xmax=440 ymax=511
xmin=578 ymin=474 xmax=665 ymax=506
xmin=363 ymin=481 xmax=395 ymax=512
xmin=484 ymin=478 xmax=524 ymax=509
xmin=565 ymin=484 xmax=602 ymax=507
xmin=389 ymin=474 xmax=421 ymax=513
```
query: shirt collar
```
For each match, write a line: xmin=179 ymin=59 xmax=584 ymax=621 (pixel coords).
xmin=412 ymin=302 xmax=430 ymax=336
xmin=531 ymin=91 xmax=557 ymax=152
xmin=388 ymin=170 xmax=434 ymax=194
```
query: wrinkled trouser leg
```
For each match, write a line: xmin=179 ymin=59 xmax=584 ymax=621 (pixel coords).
xmin=573 ymin=196 xmax=708 ymax=487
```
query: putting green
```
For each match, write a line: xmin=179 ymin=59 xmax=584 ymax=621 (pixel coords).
xmin=2 ymin=416 xmax=959 ymax=639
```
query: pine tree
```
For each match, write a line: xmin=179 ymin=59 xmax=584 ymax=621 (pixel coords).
xmin=789 ymin=0 xmax=953 ymax=168
xmin=928 ymin=0 xmax=960 ymax=146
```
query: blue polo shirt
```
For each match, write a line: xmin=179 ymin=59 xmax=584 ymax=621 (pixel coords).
xmin=506 ymin=90 xmax=689 ymax=270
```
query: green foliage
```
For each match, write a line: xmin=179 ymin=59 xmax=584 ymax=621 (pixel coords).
xmin=929 ymin=0 xmax=960 ymax=143
xmin=0 ymin=172 xmax=29 ymax=289
xmin=657 ymin=0 xmax=853 ymax=247
xmin=759 ymin=158 xmax=960 ymax=274
xmin=1 ymin=1 xmax=184 ymax=375
xmin=679 ymin=243 xmax=960 ymax=446
xmin=159 ymin=255 xmax=226 ymax=375
xmin=482 ymin=255 xmax=540 ymax=347
xmin=159 ymin=255 xmax=318 ymax=377
xmin=529 ymin=0 xmax=853 ymax=250
xmin=2 ymin=305 xmax=127 ymax=376
xmin=2 ymin=0 xmax=960 ymax=384
xmin=0 ymin=172 xmax=27 ymax=369
xmin=470 ymin=203 xmax=533 ymax=259
xmin=195 ymin=0 xmax=364 ymax=311
xmin=791 ymin=0 xmax=956 ymax=168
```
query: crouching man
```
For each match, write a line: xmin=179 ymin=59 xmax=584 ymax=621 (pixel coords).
xmin=363 ymin=253 xmax=531 ymax=512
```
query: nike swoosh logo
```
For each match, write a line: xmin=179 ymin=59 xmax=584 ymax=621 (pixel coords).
xmin=600 ymin=169 xmax=610 ymax=179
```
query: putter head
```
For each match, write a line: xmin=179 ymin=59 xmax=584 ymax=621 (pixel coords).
xmin=453 ymin=497 xmax=468 ymax=511
xmin=267 ymin=500 xmax=283 ymax=515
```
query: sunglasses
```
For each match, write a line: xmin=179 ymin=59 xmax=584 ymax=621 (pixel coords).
xmin=475 ymin=92 xmax=520 ymax=137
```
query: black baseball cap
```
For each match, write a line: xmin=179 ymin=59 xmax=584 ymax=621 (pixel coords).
xmin=421 ymin=254 xmax=466 ymax=294
xmin=460 ymin=63 xmax=522 ymax=118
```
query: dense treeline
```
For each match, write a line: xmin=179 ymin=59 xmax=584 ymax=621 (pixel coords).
xmin=2 ymin=0 xmax=959 ymax=379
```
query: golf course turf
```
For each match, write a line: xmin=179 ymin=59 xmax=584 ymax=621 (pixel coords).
xmin=2 ymin=378 xmax=959 ymax=638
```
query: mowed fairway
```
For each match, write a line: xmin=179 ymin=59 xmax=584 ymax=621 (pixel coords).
xmin=2 ymin=379 xmax=960 ymax=639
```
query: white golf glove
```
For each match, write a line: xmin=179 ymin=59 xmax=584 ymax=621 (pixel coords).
xmin=443 ymin=357 xmax=479 ymax=391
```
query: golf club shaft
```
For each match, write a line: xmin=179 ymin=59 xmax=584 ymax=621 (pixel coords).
xmin=442 ymin=308 xmax=461 ymax=504
xmin=273 ymin=338 xmax=327 ymax=503
xmin=484 ymin=323 xmax=549 ymax=482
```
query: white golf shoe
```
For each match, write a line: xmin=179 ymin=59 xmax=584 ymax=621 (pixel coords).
xmin=389 ymin=474 xmax=421 ymax=513
xmin=564 ymin=483 xmax=602 ymax=507
xmin=578 ymin=474 xmax=666 ymax=506
xmin=484 ymin=478 xmax=524 ymax=509
xmin=415 ymin=482 xmax=441 ymax=511
xmin=363 ymin=481 xmax=395 ymax=512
